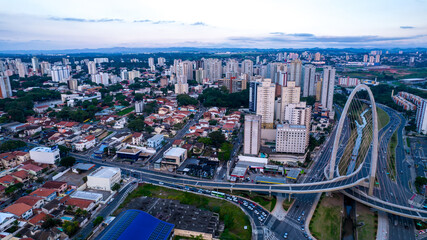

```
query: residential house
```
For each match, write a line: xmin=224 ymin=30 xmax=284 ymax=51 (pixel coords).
xmin=42 ymin=181 xmax=68 ymax=193
xmin=16 ymin=196 xmax=45 ymax=209
xmin=131 ymin=132 xmax=143 ymax=146
xmin=74 ymin=135 xmax=96 ymax=151
xmin=3 ymin=203 xmax=33 ymax=219
xmin=29 ymin=188 xmax=57 ymax=201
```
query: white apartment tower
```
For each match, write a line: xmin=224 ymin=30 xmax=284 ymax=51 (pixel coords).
xmin=256 ymin=78 xmax=275 ymax=129
xmin=241 ymin=59 xmax=254 ymax=76
xmin=302 ymin=65 xmax=316 ymax=97
xmin=289 ymin=59 xmax=302 ymax=86
xmin=321 ymin=66 xmax=336 ymax=111
xmin=87 ymin=61 xmax=97 ymax=75
xmin=243 ymin=115 xmax=262 ymax=156
xmin=280 ymin=81 xmax=301 ymax=122
xmin=31 ymin=57 xmax=39 ymax=72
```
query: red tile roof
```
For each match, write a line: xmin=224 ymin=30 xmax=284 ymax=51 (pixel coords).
xmin=28 ymin=212 xmax=50 ymax=226
xmin=30 ymin=188 xmax=56 ymax=198
xmin=15 ymin=196 xmax=44 ymax=207
xmin=3 ymin=203 xmax=32 ymax=216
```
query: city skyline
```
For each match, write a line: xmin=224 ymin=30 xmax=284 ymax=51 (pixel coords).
xmin=1 ymin=0 xmax=427 ymax=51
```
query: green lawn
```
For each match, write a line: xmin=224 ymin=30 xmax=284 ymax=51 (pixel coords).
xmin=117 ymin=107 xmax=135 ymax=116
xmin=377 ymin=107 xmax=390 ymax=131
xmin=116 ymin=184 xmax=252 ymax=240
xmin=356 ymin=203 xmax=377 ymax=240
xmin=388 ymin=130 xmax=398 ymax=179
xmin=282 ymin=198 xmax=294 ymax=211
xmin=310 ymin=194 xmax=343 ymax=240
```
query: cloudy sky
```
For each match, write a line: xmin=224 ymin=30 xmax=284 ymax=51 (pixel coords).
xmin=0 ymin=0 xmax=426 ymax=50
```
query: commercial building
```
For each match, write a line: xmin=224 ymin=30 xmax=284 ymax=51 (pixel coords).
xmin=147 ymin=134 xmax=164 ymax=150
xmin=29 ymin=146 xmax=60 ymax=165
xmin=321 ymin=66 xmax=336 ymax=111
xmin=243 ymin=115 xmax=262 ymax=156
xmin=302 ymin=64 xmax=316 ymax=97
xmin=275 ymin=124 xmax=308 ymax=154
xmin=256 ymin=78 xmax=276 ymax=128
xmin=87 ymin=167 xmax=121 ymax=192
xmin=162 ymin=147 xmax=187 ymax=168
xmin=96 ymin=209 xmax=174 ymax=240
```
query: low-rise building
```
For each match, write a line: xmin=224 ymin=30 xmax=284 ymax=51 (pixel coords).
xmin=29 ymin=188 xmax=57 ymax=201
xmin=162 ymin=147 xmax=187 ymax=168
xmin=3 ymin=203 xmax=33 ymax=219
xmin=74 ymin=135 xmax=96 ymax=151
xmin=87 ymin=167 xmax=121 ymax=192
xmin=147 ymin=134 xmax=164 ymax=150
xmin=29 ymin=146 xmax=60 ymax=165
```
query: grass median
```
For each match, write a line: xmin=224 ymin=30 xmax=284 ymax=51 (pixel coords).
xmin=116 ymin=184 xmax=252 ymax=240
xmin=309 ymin=193 xmax=343 ymax=240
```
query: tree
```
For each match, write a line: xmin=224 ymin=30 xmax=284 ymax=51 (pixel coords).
xmin=63 ymin=221 xmax=80 ymax=236
xmin=58 ymin=145 xmax=71 ymax=157
xmin=177 ymin=94 xmax=198 ymax=106
xmin=93 ymin=216 xmax=104 ymax=226
xmin=127 ymin=118 xmax=146 ymax=132
xmin=218 ymin=142 xmax=233 ymax=161
xmin=42 ymin=217 xmax=61 ymax=229
xmin=60 ymin=156 xmax=76 ymax=167
xmin=208 ymin=131 xmax=226 ymax=148
xmin=0 ymin=140 xmax=27 ymax=153
xmin=111 ymin=183 xmax=121 ymax=191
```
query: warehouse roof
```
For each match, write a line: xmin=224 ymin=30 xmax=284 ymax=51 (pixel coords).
xmin=96 ymin=209 xmax=174 ymax=240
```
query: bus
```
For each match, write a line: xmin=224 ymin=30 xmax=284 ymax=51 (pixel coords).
xmin=211 ymin=191 xmax=225 ymax=198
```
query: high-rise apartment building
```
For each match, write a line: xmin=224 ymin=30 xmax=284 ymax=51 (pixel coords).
xmin=51 ymin=66 xmax=70 ymax=82
xmin=321 ymin=66 xmax=336 ymax=111
xmin=0 ymin=63 xmax=12 ymax=99
xmin=67 ymin=79 xmax=78 ymax=90
xmin=148 ymin=57 xmax=155 ymax=68
xmin=302 ymin=65 xmax=316 ymax=97
xmin=249 ymin=80 xmax=261 ymax=112
xmin=31 ymin=57 xmax=39 ymax=72
xmin=289 ymin=59 xmax=302 ymax=87
xmin=314 ymin=52 xmax=321 ymax=61
xmin=157 ymin=57 xmax=166 ymax=66
xmin=135 ymin=101 xmax=144 ymax=115
xmin=241 ymin=59 xmax=254 ymax=76
xmin=87 ymin=61 xmax=97 ymax=75
xmin=16 ymin=62 xmax=27 ymax=78
xmin=416 ymin=99 xmax=427 ymax=134
xmin=243 ymin=115 xmax=262 ymax=156
xmin=256 ymin=78 xmax=275 ymax=129
xmin=280 ymin=81 xmax=301 ymax=122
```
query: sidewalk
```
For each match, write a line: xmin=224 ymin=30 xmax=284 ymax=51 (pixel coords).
xmin=271 ymin=196 xmax=287 ymax=221
xmin=376 ymin=211 xmax=389 ymax=240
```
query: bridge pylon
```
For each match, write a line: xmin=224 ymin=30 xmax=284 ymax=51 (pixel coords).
xmin=328 ymin=84 xmax=379 ymax=196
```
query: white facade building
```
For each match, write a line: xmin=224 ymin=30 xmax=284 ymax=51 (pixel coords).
xmin=29 ymin=146 xmax=60 ymax=164
xmin=256 ymin=78 xmax=276 ymax=129
xmin=321 ymin=66 xmax=336 ymax=111
xmin=276 ymin=124 xmax=308 ymax=154
xmin=87 ymin=167 xmax=121 ymax=192
xmin=416 ymin=99 xmax=427 ymax=134
xmin=243 ymin=115 xmax=262 ymax=156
